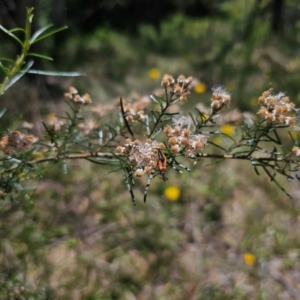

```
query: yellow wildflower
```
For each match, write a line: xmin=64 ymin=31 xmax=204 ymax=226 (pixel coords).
xmin=164 ymin=185 xmax=180 ymax=201
xmin=194 ymin=82 xmax=207 ymax=94
xmin=220 ymin=124 xmax=235 ymax=136
xmin=243 ymin=253 xmax=256 ymax=266
xmin=148 ymin=68 xmax=160 ymax=79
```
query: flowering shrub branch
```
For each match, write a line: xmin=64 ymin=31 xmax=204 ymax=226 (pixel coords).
xmin=1 ymin=9 xmax=300 ymax=204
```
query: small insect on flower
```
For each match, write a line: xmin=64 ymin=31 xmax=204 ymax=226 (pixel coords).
xmin=157 ymin=149 xmax=168 ymax=181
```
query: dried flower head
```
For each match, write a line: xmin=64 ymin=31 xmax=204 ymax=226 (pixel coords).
xmin=64 ymin=86 xmax=92 ymax=106
xmin=78 ymin=119 xmax=98 ymax=134
xmin=257 ymin=89 xmax=298 ymax=127
xmin=163 ymin=116 xmax=207 ymax=157
xmin=116 ymin=139 xmax=165 ymax=177
xmin=161 ymin=74 xmax=175 ymax=87
xmin=121 ymin=95 xmax=150 ymax=122
xmin=0 ymin=131 xmax=38 ymax=154
xmin=292 ymin=146 xmax=300 ymax=156
xmin=91 ymin=99 xmax=118 ymax=117
xmin=210 ymin=86 xmax=231 ymax=113
xmin=20 ymin=121 xmax=34 ymax=129
xmin=161 ymin=74 xmax=193 ymax=103
xmin=47 ymin=113 xmax=66 ymax=131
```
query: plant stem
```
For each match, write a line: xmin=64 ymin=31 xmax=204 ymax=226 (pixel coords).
xmin=0 ymin=7 xmax=34 ymax=95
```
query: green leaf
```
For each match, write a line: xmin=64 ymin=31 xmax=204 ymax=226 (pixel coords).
xmin=265 ymin=134 xmax=281 ymax=144
xmin=287 ymin=131 xmax=296 ymax=143
xmin=194 ymin=107 xmax=207 ymax=124
xmin=4 ymin=60 xmax=34 ymax=91
xmin=151 ymin=110 xmax=160 ymax=118
xmin=0 ymin=108 xmax=6 ymax=119
xmin=27 ymin=7 xmax=34 ymax=23
xmin=29 ymin=13 xmax=34 ymax=23
xmin=163 ymin=112 xmax=180 ymax=116
xmin=272 ymin=129 xmax=281 ymax=144
xmin=219 ymin=132 xmax=236 ymax=144
xmin=0 ymin=62 xmax=8 ymax=75
xmin=25 ymin=70 xmax=86 ymax=77
xmin=27 ymin=52 xmax=53 ymax=61
xmin=189 ymin=112 xmax=197 ymax=127
xmin=260 ymin=164 xmax=292 ymax=199
xmin=85 ymin=157 xmax=112 ymax=166
xmin=160 ymin=117 xmax=172 ymax=122
xmin=29 ymin=24 xmax=53 ymax=43
xmin=0 ymin=57 xmax=15 ymax=63
xmin=30 ymin=26 xmax=68 ymax=44
xmin=250 ymin=159 xmax=260 ymax=175
xmin=207 ymin=140 xmax=227 ymax=151
xmin=170 ymin=99 xmax=180 ymax=105
xmin=105 ymin=166 xmax=123 ymax=175
xmin=150 ymin=94 xmax=164 ymax=105
xmin=106 ymin=124 xmax=117 ymax=135
xmin=9 ymin=28 xmax=25 ymax=33
xmin=242 ymin=113 xmax=254 ymax=128
xmin=0 ymin=25 xmax=23 ymax=46
xmin=232 ymin=150 xmax=251 ymax=156
xmin=150 ymin=128 xmax=162 ymax=139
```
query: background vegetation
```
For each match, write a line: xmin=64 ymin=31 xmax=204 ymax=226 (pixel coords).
xmin=1 ymin=0 xmax=300 ymax=299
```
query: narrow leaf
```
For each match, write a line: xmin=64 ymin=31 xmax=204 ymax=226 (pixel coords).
xmin=26 ymin=69 xmax=86 ymax=76
xmin=150 ymin=94 xmax=164 ymax=105
xmin=0 ymin=62 xmax=8 ymax=75
xmin=30 ymin=24 xmax=53 ymax=43
xmin=231 ymin=150 xmax=250 ymax=155
xmin=0 ymin=108 xmax=6 ymax=118
xmin=105 ymin=165 xmax=124 ymax=175
xmin=287 ymin=131 xmax=296 ymax=143
xmin=4 ymin=60 xmax=34 ymax=91
xmin=42 ymin=121 xmax=49 ymax=131
xmin=160 ymin=117 xmax=171 ymax=122
xmin=85 ymin=157 xmax=109 ymax=165
xmin=31 ymin=26 xmax=68 ymax=44
xmin=220 ymin=132 xmax=236 ymax=144
xmin=150 ymin=128 xmax=162 ymax=139
xmin=194 ymin=107 xmax=207 ymax=124
xmin=106 ymin=124 xmax=117 ymax=135
xmin=243 ymin=113 xmax=254 ymax=128
xmin=28 ymin=52 xmax=53 ymax=61
xmin=0 ymin=57 xmax=15 ymax=63
xmin=9 ymin=28 xmax=25 ymax=33
xmin=0 ymin=25 xmax=23 ymax=46
xmin=250 ymin=159 xmax=260 ymax=175
xmin=163 ymin=112 xmax=180 ymax=116
xmin=265 ymin=134 xmax=281 ymax=144
xmin=261 ymin=164 xmax=292 ymax=199
xmin=207 ymin=140 xmax=227 ymax=151
xmin=189 ymin=112 xmax=197 ymax=127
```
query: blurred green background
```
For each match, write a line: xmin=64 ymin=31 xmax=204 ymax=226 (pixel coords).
xmin=1 ymin=0 xmax=300 ymax=299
